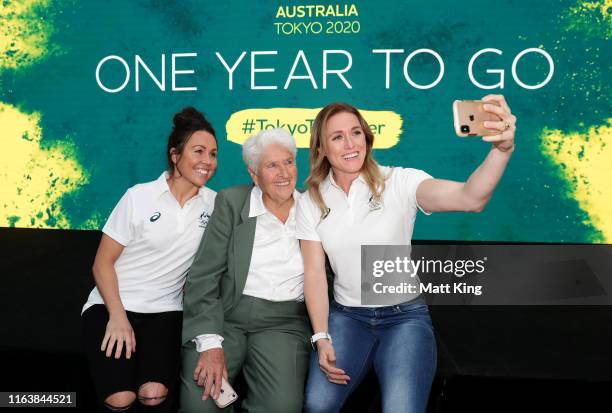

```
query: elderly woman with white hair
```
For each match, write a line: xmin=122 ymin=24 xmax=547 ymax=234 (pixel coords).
xmin=179 ymin=128 xmax=310 ymax=413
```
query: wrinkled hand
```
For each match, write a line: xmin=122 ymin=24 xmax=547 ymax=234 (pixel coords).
xmin=316 ymin=340 xmax=350 ymax=385
xmin=481 ymin=94 xmax=517 ymax=153
xmin=193 ymin=348 xmax=228 ymax=401
xmin=101 ymin=313 xmax=136 ymax=359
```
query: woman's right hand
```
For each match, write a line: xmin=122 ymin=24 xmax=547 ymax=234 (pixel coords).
xmin=316 ymin=340 xmax=350 ymax=385
xmin=101 ymin=312 xmax=136 ymax=359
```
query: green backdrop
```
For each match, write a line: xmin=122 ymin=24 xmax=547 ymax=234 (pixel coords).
xmin=1 ymin=0 xmax=610 ymax=243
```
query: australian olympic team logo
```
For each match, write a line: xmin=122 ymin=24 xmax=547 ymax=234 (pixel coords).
xmin=198 ymin=211 xmax=211 ymax=229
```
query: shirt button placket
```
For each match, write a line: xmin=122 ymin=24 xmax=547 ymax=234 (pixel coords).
xmin=347 ymin=191 xmax=355 ymax=224
xmin=282 ymin=226 xmax=290 ymax=258
xmin=177 ymin=209 xmax=185 ymax=233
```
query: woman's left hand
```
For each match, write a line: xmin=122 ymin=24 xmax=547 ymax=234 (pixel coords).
xmin=481 ymin=94 xmax=516 ymax=153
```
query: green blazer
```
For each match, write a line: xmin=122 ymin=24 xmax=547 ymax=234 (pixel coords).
xmin=182 ymin=184 xmax=256 ymax=345
xmin=182 ymin=184 xmax=334 ymax=346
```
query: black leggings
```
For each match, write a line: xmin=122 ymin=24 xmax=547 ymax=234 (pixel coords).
xmin=82 ymin=305 xmax=182 ymax=412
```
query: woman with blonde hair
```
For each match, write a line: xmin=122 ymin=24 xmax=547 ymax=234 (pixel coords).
xmin=297 ymin=97 xmax=516 ymax=412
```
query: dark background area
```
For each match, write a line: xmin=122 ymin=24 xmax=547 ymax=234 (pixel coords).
xmin=1 ymin=227 xmax=611 ymax=412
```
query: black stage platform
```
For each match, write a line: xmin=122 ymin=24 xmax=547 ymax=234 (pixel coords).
xmin=1 ymin=227 xmax=611 ymax=412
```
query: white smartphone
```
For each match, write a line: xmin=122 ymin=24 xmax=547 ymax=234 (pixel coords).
xmin=213 ymin=377 xmax=238 ymax=408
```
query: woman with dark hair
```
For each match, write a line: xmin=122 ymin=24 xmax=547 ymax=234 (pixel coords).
xmin=82 ymin=107 xmax=218 ymax=412
xmin=297 ymin=97 xmax=516 ymax=412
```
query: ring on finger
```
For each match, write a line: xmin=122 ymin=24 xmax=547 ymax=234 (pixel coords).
xmin=503 ymin=121 xmax=511 ymax=131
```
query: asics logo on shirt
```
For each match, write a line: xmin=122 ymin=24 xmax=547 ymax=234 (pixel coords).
xmin=150 ymin=212 xmax=161 ymax=222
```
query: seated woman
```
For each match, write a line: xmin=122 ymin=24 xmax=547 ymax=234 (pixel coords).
xmin=297 ymin=97 xmax=516 ymax=413
xmin=180 ymin=128 xmax=310 ymax=413
xmin=81 ymin=107 xmax=218 ymax=412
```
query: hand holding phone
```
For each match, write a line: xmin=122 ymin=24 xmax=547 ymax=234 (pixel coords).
xmin=213 ymin=377 xmax=238 ymax=408
xmin=453 ymin=100 xmax=502 ymax=137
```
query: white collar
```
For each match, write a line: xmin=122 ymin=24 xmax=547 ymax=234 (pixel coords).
xmin=249 ymin=186 xmax=300 ymax=218
xmin=322 ymin=169 xmax=367 ymax=192
xmin=155 ymin=171 xmax=210 ymax=200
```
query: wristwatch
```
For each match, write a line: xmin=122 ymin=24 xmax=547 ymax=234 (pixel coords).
xmin=310 ymin=332 xmax=332 ymax=350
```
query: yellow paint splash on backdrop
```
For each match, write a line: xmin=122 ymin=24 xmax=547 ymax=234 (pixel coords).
xmin=541 ymin=119 xmax=612 ymax=243
xmin=562 ymin=0 xmax=612 ymax=39
xmin=0 ymin=102 xmax=87 ymax=228
xmin=0 ymin=0 xmax=55 ymax=69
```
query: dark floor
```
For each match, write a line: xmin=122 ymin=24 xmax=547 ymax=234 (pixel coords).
xmin=2 ymin=229 xmax=611 ymax=412
xmin=0 ymin=349 xmax=608 ymax=413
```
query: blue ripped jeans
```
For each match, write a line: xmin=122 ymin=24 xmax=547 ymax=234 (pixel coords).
xmin=304 ymin=297 xmax=437 ymax=413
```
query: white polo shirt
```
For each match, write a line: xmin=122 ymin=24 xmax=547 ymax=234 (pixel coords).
xmin=82 ymin=172 xmax=216 ymax=314
xmin=296 ymin=166 xmax=432 ymax=307
xmin=243 ymin=186 xmax=304 ymax=301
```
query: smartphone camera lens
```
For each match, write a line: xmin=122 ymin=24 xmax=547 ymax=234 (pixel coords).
xmin=461 ymin=125 xmax=470 ymax=133
xmin=469 ymin=115 xmax=475 ymax=121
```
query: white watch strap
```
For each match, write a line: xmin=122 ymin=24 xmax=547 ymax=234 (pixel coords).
xmin=311 ymin=332 xmax=332 ymax=347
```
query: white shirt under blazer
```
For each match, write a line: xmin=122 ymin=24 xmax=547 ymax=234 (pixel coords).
xmin=242 ymin=186 xmax=305 ymax=302
xmin=82 ymin=172 xmax=216 ymax=314
xmin=296 ymin=166 xmax=432 ymax=307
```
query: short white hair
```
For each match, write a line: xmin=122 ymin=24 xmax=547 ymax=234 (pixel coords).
xmin=242 ymin=128 xmax=297 ymax=172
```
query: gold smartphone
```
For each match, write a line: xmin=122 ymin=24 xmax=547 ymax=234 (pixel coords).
xmin=213 ymin=377 xmax=238 ymax=408
xmin=453 ymin=100 xmax=502 ymax=137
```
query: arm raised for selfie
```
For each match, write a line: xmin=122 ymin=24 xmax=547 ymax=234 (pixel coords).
xmin=417 ymin=95 xmax=516 ymax=213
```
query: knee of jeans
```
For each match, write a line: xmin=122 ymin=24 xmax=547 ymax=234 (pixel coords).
xmin=304 ymin=395 xmax=338 ymax=413
xmin=104 ymin=391 xmax=136 ymax=411
xmin=137 ymin=382 xmax=168 ymax=406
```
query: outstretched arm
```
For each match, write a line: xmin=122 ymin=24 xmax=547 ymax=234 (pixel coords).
xmin=417 ymin=95 xmax=516 ymax=213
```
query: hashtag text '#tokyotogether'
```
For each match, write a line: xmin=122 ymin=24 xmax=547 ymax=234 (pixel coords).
xmin=242 ymin=119 xmax=315 ymax=135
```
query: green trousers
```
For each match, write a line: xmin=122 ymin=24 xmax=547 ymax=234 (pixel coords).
xmin=179 ymin=295 xmax=311 ymax=413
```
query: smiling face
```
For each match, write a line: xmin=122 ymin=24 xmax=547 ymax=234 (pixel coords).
xmin=171 ymin=130 xmax=218 ymax=187
xmin=322 ymin=111 xmax=367 ymax=180
xmin=249 ymin=143 xmax=297 ymax=206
